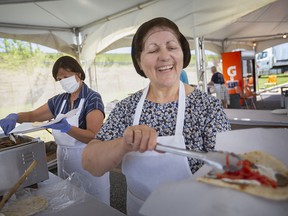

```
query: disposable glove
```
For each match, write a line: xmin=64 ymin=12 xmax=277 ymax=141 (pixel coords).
xmin=0 ymin=113 xmax=18 ymax=135
xmin=44 ymin=118 xmax=71 ymax=133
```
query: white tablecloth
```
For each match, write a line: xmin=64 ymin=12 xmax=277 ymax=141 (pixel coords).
xmin=224 ymin=109 xmax=288 ymax=127
xmin=140 ymin=128 xmax=288 ymax=216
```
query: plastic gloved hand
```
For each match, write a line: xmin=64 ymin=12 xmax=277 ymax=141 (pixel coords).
xmin=0 ymin=113 xmax=18 ymax=135
xmin=44 ymin=118 xmax=71 ymax=133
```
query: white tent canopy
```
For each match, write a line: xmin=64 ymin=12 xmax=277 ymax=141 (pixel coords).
xmin=1 ymin=0 xmax=285 ymax=64
xmin=207 ymin=0 xmax=288 ymax=53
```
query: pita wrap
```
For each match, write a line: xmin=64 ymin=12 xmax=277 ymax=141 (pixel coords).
xmin=197 ymin=151 xmax=288 ymax=200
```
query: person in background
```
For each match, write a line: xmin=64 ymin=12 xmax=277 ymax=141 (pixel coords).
xmin=208 ymin=66 xmax=229 ymax=108
xmin=180 ymin=69 xmax=189 ymax=84
xmin=0 ymin=56 xmax=110 ymax=205
xmin=82 ymin=17 xmax=230 ymax=215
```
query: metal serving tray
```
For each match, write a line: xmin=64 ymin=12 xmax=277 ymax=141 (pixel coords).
xmin=0 ymin=135 xmax=49 ymax=196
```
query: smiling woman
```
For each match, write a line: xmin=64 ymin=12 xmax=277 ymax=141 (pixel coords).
xmin=82 ymin=17 xmax=230 ymax=216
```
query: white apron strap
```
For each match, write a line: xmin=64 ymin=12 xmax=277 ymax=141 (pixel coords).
xmin=59 ymin=99 xmax=66 ymax=114
xmin=133 ymin=82 xmax=185 ymax=135
xmin=175 ymin=81 xmax=185 ymax=135
xmin=132 ymin=85 xmax=149 ymax=126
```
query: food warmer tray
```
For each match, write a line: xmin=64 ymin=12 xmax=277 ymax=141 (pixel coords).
xmin=0 ymin=135 xmax=49 ymax=196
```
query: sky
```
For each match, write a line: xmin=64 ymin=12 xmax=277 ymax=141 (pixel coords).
xmin=106 ymin=47 xmax=131 ymax=54
xmin=33 ymin=43 xmax=58 ymax=53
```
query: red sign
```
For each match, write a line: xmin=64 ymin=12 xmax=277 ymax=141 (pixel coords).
xmin=222 ymin=51 xmax=243 ymax=94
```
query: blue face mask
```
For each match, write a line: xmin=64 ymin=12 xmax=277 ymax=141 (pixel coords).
xmin=59 ymin=75 xmax=80 ymax=93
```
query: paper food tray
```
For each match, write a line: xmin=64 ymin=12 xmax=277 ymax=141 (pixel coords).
xmin=9 ymin=108 xmax=79 ymax=135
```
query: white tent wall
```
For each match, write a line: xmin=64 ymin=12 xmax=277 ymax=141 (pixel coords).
xmin=0 ymin=31 xmax=76 ymax=56
xmin=253 ymin=38 xmax=288 ymax=53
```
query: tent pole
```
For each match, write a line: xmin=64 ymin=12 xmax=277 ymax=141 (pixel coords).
xmin=73 ymin=27 xmax=82 ymax=60
xmin=73 ymin=27 xmax=95 ymax=89
xmin=194 ymin=37 xmax=207 ymax=93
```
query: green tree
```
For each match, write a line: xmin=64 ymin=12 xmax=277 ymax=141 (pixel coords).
xmin=0 ymin=39 xmax=62 ymax=71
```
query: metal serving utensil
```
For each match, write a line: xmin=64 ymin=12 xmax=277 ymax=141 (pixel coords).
xmin=8 ymin=133 xmax=17 ymax=144
xmin=156 ymin=143 xmax=242 ymax=172
xmin=156 ymin=143 xmax=288 ymax=186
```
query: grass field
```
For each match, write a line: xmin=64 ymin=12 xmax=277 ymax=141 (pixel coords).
xmin=258 ymin=74 xmax=288 ymax=90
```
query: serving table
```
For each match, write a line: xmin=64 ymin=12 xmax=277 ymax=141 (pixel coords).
xmin=140 ymin=128 xmax=288 ymax=216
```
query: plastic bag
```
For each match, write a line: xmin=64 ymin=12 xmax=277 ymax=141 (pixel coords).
xmin=0 ymin=172 xmax=87 ymax=215
xmin=39 ymin=172 xmax=87 ymax=214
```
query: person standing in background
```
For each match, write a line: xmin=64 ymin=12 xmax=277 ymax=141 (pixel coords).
xmin=208 ymin=66 xmax=229 ymax=108
xmin=180 ymin=69 xmax=189 ymax=84
xmin=0 ymin=56 xmax=110 ymax=205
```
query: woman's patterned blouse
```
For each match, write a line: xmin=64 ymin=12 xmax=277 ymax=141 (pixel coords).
xmin=97 ymin=88 xmax=231 ymax=174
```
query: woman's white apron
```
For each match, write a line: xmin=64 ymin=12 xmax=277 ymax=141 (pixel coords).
xmin=122 ymin=82 xmax=192 ymax=215
xmin=52 ymin=99 xmax=110 ymax=205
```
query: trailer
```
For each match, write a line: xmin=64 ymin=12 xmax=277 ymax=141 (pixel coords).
xmin=256 ymin=43 xmax=288 ymax=76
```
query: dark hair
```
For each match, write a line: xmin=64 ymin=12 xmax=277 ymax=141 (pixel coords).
xmin=131 ymin=17 xmax=191 ymax=78
xmin=52 ymin=56 xmax=86 ymax=81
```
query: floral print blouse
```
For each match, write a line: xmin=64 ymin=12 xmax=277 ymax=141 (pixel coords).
xmin=97 ymin=88 xmax=231 ymax=174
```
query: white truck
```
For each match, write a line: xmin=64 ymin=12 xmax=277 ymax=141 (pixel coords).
xmin=256 ymin=43 xmax=288 ymax=76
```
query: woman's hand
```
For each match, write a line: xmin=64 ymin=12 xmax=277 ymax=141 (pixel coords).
xmin=123 ymin=125 xmax=158 ymax=153
xmin=43 ymin=118 xmax=71 ymax=133
xmin=83 ymin=125 xmax=158 ymax=177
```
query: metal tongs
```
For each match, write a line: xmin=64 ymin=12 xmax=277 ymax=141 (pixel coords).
xmin=156 ymin=143 xmax=243 ymax=172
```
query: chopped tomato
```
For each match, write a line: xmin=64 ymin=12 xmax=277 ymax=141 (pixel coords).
xmin=217 ymin=159 xmax=277 ymax=188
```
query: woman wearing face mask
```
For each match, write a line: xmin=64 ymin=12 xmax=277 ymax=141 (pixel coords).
xmin=0 ymin=56 xmax=110 ymax=205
